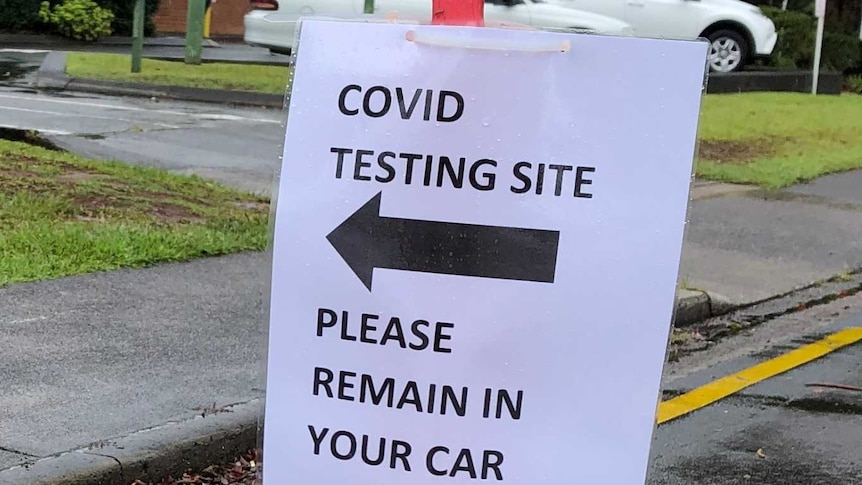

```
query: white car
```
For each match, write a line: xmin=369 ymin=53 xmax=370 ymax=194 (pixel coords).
xmin=549 ymin=0 xmax=777 ymax=72
xmin=245 ymin=0 xmax=634 ymax=55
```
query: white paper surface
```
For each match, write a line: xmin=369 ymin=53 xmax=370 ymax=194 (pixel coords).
xmin=264 ymin=19 xmax=707 ymax=484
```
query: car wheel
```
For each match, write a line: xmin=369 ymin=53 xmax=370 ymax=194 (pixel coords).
xmin=707 ymin=30 xmax=748 ymax=73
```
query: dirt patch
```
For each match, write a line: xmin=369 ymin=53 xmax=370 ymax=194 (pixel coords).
xmin=70 ymin=193 xmax=130 ymax=212
xmin=698 ymin=138 xmax=775 ymax=164
xmin=232 ymin=201 xmax=269 ymax=211
xmin=148 ymin=201 xmax=203 ymax=223
xmin=69 ymin=193 xmax=202 ymax=223
xmin=57 ymin=170 xmax=103 ymax=183
xmin=0 ymin=167 xmax=41 ymax=179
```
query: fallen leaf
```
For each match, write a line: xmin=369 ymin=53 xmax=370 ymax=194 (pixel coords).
xmin=756 ymin=448 xmax=766 ymax=459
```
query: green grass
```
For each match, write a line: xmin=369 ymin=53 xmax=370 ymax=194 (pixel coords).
xmin=696 ymin=93 xmax=862 ymax=188
xmin=0 ymin=139 xmax=270 ymax=287
xmin=66 ymin=52 xmax=290 ymax=95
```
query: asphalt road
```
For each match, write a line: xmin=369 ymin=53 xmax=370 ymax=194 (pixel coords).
xmin=1 ymin=49 xmax=284 ymax=194
xmin=650 ymin=292 xmax=862 ymax=484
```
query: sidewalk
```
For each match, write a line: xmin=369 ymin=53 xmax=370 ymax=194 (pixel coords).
xmin=0 ymin=252 xmax=268 ymax=483
xmin=682 ymin=174 xmax=862 ymax=307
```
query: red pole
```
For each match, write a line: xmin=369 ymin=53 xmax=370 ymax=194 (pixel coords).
xmin=432 ymin=0 xmax=484 ymax=26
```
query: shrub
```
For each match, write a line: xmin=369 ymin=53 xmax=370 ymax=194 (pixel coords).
xmin=822 ymin=30 xmax=862 ymax=72
xmin=39 ymin=0 xmax=115 ymax=41
xmin=760 ymin=6 xmax=862 ymax=72
xmin=847 ymin=75 xmax=862 ymax=93
xmin=97 ymin=0 xmax=163 ymax=36
xmin=761 ymin=6 xmax=815 ymax=68
xmin=1 ymin=0 xmax=161 ymax=36
xmin=0 ymin=0 xmax=49 ymax=31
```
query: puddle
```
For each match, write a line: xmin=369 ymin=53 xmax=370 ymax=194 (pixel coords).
xmin=0 ymin=60 xmax=38 ymax=84
xmin=0 ymin=52 xmax=46 ymax=86
xmin=786 ymin=396 xmax=862 ymax=415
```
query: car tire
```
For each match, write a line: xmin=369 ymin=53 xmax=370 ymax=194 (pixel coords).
xmin=706 ymin=29 xmax=748 ymax=73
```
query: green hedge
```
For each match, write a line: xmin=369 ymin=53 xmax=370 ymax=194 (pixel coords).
xmin=761 ymin=6 xmax=862 ymax=72
xmin=96 ymin=0 xmax=162 ymax=36
xmin=0 ymin=0 xmax=161 ymax=36
xmin=0 ymin=0 xmax=49 ymax=31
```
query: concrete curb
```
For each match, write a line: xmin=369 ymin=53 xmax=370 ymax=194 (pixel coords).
xmin=35 ymin=52 xmax=284 ymax=109
xmin=706 ymin=70 xmax=843 ymax=95
xmin=0 ymin=399 xmax=262 ymax=485
xmin=674 ymin=289 xmax=735 ymax=327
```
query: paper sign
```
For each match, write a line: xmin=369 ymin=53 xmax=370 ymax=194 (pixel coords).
xmin=263 ymin=19 xmax=707 ymax=484
xmin=815 ymin=0 xmax=826 ymax=18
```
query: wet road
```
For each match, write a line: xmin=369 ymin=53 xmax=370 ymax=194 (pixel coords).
xmin=0 ymin=49 xmax=46 ymax=87
xmin=649 ymin=292 xmax=862 ymax=484
xmin=0 ymin=48 xmax=284 ymax=194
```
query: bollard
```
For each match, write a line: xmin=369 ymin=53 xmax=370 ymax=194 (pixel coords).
xmin=131 ymin=0 xmax=145 ymax=73
xmin=185 ymin=0 xmax=206 ymax=65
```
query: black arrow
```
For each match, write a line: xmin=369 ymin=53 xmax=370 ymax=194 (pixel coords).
xmin=326 ymin=192 xmax=560 ymax=291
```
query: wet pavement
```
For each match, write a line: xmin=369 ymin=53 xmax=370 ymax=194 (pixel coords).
xmin=649 ymin=292 xmax=862 ymax=484
xmin=0 ymin=49 xmax=48 ymax=87
xmin=0 ymin=85 xmax=284 ymax=193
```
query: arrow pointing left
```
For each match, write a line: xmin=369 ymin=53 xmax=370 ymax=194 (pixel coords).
xmin=326 ymin=192 xmax=560 ymax=291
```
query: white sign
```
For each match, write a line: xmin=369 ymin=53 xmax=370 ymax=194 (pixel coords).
xmin=264 ymin=19 xmax=706 ymax=485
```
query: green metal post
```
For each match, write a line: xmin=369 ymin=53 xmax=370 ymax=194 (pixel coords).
xmin=131 ymin=0 xmax=145 ymax=73
xmin=364 ymin=0 xmax=374 ymax=14
xmin=185 ymin=0 xmax=206 ymax=65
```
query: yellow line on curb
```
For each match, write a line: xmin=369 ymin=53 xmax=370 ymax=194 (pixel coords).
xmin=657 ymin=327 xmax=862 ymax=425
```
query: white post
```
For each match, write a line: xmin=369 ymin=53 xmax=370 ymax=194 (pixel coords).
xmin=781 ymin=0 xmax=788 ymax=11
xmin=812 ymin=0 xmax=826 ymax=95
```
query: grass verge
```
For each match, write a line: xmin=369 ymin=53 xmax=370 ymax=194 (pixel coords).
xmin=66 ymin=52 xmax=290 ymax=95
xmin=696 ymin=93 xmax=862 ymax=188
xmin=0 ymin=138 xmax=269 ymax=287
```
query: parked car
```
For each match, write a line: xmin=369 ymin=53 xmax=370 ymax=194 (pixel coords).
xmin=548 ymin=0 xmax=777 ymax=72
xmin=245 ymin=0 xmax=634 ymax=55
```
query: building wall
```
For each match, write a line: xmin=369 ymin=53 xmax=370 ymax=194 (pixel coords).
xmin=154 ymin=0 xmax=248 ymax=37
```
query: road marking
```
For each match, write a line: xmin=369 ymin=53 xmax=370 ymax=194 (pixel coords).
xmin=657 ymin=327 xmax=862 ymax=424
xmin=0 ymin=48 xmax=50 ymax=54
xmin=0 ymin=106 xmax=180 ymax=129
xmin=0 ymin=92 xmax=282 ymax=124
